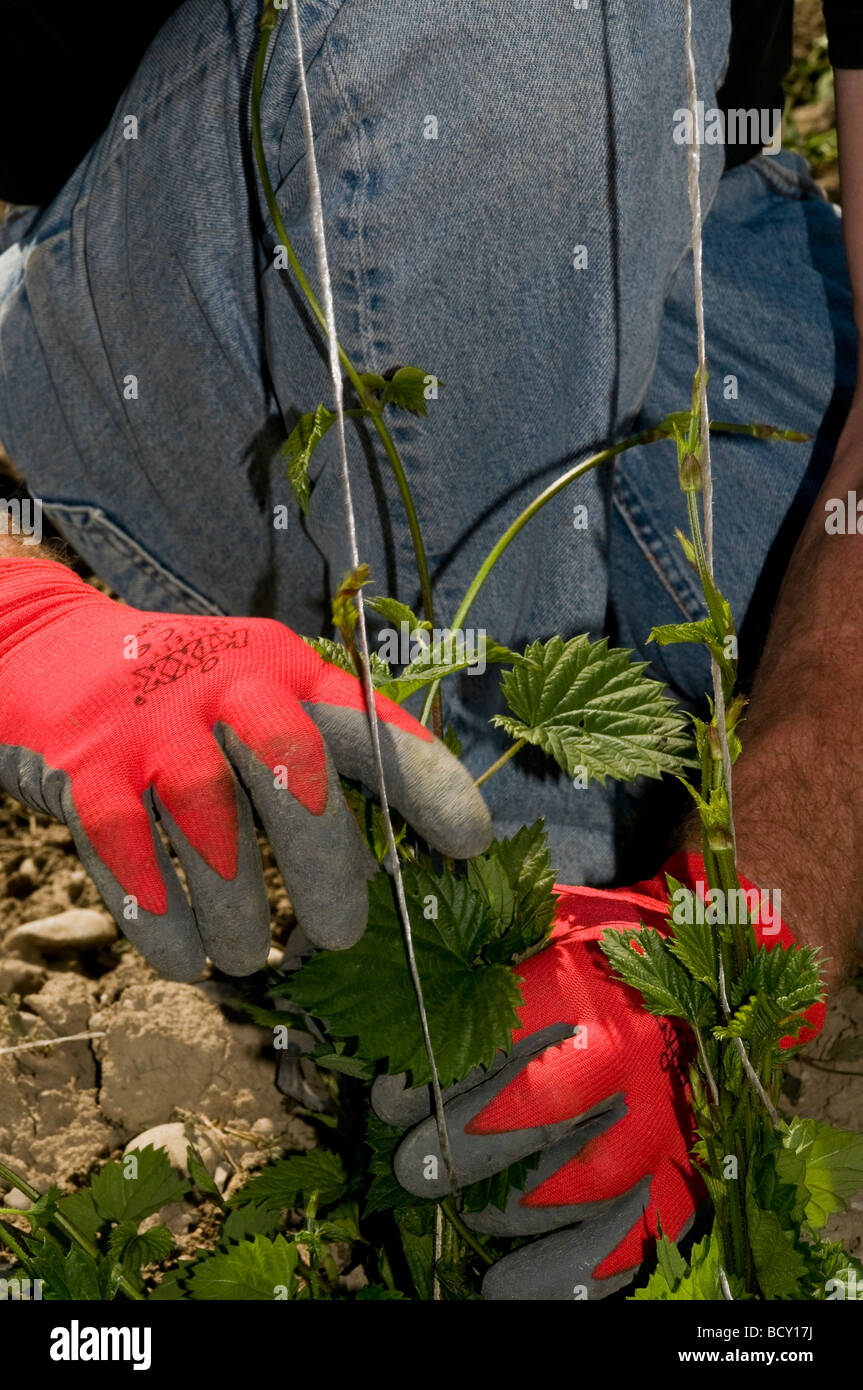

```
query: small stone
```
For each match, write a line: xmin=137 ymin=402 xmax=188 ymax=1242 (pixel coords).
xmin=4 ymin=909 xmax=116 ymax=959
xmin=213 ymin=1163 xmax=232 ymax=1192
xmin=1 ymin=1188 xmax=32 ymax=1211
xmin=0 ymin=957 xmax=46 ymax=995
xmin=266 ymin=946 xmax=284 ymax=969
xmin=250 ymin=1118 xmax=274 ymax=1138
xmin=124 ymin=1122 xmax=220 ymax=1177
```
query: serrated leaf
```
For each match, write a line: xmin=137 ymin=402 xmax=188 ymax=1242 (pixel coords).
xmin=108 ymin=1221 xmax=173 ymax=1273
xmin=747 ymin=1199 xmax=808 ymax=1298
xmin=810 ymin=1241 xmax=863 ymax=1298
xmin=288 ymin=867 xmax=523 ymax=1087
xmin=228 ymin=1151 xmax=346 ymax=1212
xmin=630 ymin=1230 xmax=739 ymax=1300
xmin=656 ymin=1229 xmax=688 ymax=1287
xmin=312 ymin=1051 xmax=375 ymax=1079
xmin=601 ymin=925 xmax=713 ymax=1025
xmin=664 ymin=876 xmax=718 ymax=993
xmin=186 ymin=1233 xmax=300 ymax=1300
xmin=648 ymin=618 xmax=720 ymax=650
xmin=467 ymin=820 xmax=557 ymax=964
xmin=365 ymin=594 xmax=431 ymax=630
xmin=318 ymin=1200 xmax=362 ymax=1245
xmin=88 ymin=1146 xmax=190 ymax=1225
xmin=281 ymin=404 xmax=335 ymax=513
xmin=492 ymin=635 xmax=691 ymax=784
xmin=407 ymin=866 xmax=498 ymax=961
xmin=782 ymin=1119 xmax=863 ymax=1229
xmin=301 ymin=634 xmax=391 ymax=684
xmin=219 ymin=1204 xmax=283 ymax=1246
xmin=394 ymin=1204 xmax=434 ymax=1299
xmin=380 ymin=633 xmax=524 ymax=702
xmin=32 ymin=1243 xmax=118 ymax=1301
xmin=731 ymin=944 xmax=824 ymax=1013
xmin=55 ymin=1189 xmax=102 ymax=1243
xmin=381 ymin=366 xmax=438 ymax=415
xmin=713 ymin=990 xmax=791 ymax=1045
xmin=364 ymin=1114 xmax=420 ymax=1216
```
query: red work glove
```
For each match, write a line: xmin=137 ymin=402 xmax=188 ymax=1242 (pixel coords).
xmin=0 ymin=558 xmax=491 ymax=979
xmin=375 ymin=850 xmax=825 ymax=1300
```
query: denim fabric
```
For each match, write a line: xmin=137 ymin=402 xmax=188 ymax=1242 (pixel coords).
xmin=0 ymin=1 xmax=852 ymax=883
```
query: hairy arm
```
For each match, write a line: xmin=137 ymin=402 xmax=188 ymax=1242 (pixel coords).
xmin=683 ymin=70 xmax=863 ymax=987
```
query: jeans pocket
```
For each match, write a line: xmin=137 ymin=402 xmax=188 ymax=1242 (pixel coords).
xmin=749 ymin=149 xmax=829 ymax=202
xmin=42 ymin=503 xmax=224 ymax=616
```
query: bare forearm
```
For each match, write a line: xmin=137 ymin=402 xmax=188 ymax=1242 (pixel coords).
xmin=678 ymin=72 xmax=863 ymax=987
xmin=723 ymin=418 xmax=863 ymax=986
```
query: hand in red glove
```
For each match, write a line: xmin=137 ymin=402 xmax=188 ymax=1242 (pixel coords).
xmin=374 ymin=851 xmax=825 ymax=1300
xmin=0 ymin=558 xmax=491 ymax=980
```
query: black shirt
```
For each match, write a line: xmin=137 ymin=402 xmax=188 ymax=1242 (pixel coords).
xmin=0 ymin=2 xmax=861 ymax=205
xmin=719 ymin=1 xmax=863 ymax=168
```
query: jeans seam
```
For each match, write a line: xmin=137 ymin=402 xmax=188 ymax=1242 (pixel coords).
xmin=44 ymin=504 xmax=225 ymax=615
xmin=322 ymin=27 xmax=384 ymax=377
xmin=612 ymin=471 xmax=705 ymax=623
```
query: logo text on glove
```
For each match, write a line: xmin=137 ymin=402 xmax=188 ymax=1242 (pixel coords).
xmin=128 ymin=622 xmax=250 ymax=705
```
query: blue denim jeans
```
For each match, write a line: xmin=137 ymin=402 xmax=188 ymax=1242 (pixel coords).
xmin=0 ymin=1 xmax=855 ymax=882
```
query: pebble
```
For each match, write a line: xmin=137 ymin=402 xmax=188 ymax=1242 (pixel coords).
xmin=4 ymin=909 xmax=117 ymax=959
xmin=1 ymin=1188 xmax=32 ymax=1211
xmin=124 ymin=1122 xmax=221 ymax=1178
xmin=0 ymin=957 xmax=46 ymax=995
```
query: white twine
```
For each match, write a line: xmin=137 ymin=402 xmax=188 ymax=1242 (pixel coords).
xmin=684 ymin=0 xmax=735 ymax=840
xmin=284 ymin=1 xmax=457 ymax=1190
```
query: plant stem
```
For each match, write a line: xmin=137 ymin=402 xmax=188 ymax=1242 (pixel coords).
xmin=420 ymin=423 xmax=672 ymax=725
xmin=439 ymin=1198 xmax=494 ymax=1267
xmin=251 ymin=16 xmax=442 ymax=736
xmin=474 ymin=737 xmax=527 ymax=788
xmin=0 ymin=1219 xmax=35 ymax=1272
xmin=0 ymin=1157 xmax=144 ymax=1302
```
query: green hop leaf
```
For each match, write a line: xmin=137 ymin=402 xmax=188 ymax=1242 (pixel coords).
xmin=780 ymin=1119 xmax=863 ymax=1230
xmin=365 ymin=594 xmax=432 ymax=630
xmin=381 ymin=366 xmax=439 ymax=415
xmin=228 ymin=1150 xmax=347 ymax=1212
xmin=492 ymin=635 xmax=691 ymax=784
xmin=87 ymin=1145 xmax=189 ymax=1225
xmin=288 ymin=867 xmax=523 ymax=1087
xmin=108 ymin=1221 xmax=173 ymax=1274
xmin=281 ymin=404 xmax=335 ymax=513
xmin=746 ymin=1199 xmax=808 ymax=1299
xmin=601 ymin=924 xmax=714 ymax=1026
xmin=186 ymin=1233 xmax=300 ymax=1301
xmin=467 ymin=820 xmax=557 ymax=964
xmin=631 ymin=1230 xmax=743 ymax=1300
